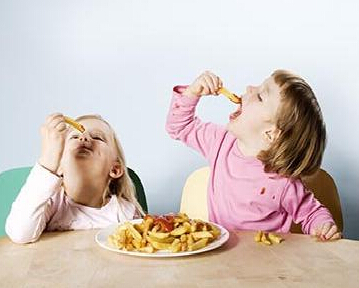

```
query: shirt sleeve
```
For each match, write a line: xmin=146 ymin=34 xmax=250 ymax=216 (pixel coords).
xmin=5 ymin=163 xmax=62 ymax=243
xmin=165 ymin=85 xmax=225 ymax=160
xmin=280 ymin=178 xmax=335 ymax=234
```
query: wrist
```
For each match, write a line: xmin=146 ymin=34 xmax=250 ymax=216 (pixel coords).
xmin=182 ymin=87 xmax=200 ymax=99
xmin=38 ymin=158 xmax=60 ymax=176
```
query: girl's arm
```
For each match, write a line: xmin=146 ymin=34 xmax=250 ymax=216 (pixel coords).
xmin=5 ymin=163 xmax=62 ymax=243
xmin=166 ymin=71 xmax=226 ymax=159
xmin=280 ymin=178 xmax=336 ymax=236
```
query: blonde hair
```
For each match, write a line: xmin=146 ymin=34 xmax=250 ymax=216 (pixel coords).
xmin=75 ymin=115 xmax=144 ymax=215
xmin=257 ymin=70 xmax=326 ymax=179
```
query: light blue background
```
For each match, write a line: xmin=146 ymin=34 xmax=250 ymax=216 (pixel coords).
xmin=1 ymin=0 xmax=358 ymax=239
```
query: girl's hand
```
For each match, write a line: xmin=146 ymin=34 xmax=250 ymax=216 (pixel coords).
xmin=312 ymin=222 xmax=342 ymax=241
xmin=38 ymin=113 xmax=68 ymax=174
xmin=183 ymin=71 xmax=223 ymax=98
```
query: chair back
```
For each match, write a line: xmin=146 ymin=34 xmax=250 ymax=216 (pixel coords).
xmin=180 ymin=167 xmax=210 ymax=221
xmin=291 ymin=169 xmax=343 ymax=233
xmin=0 ymin=166 xmax=147 ymax=236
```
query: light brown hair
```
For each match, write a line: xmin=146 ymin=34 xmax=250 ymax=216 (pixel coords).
xmin=257 ymin=70 xmax=326 ymax=178
xmin=75 ymin=115 xmax=144 ymax=215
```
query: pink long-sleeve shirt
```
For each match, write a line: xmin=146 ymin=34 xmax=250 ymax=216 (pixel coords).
xmin=166 ymin=86 xmax=334 ymax=234
xmin=5 ymin=163 xmax=136 ymax=243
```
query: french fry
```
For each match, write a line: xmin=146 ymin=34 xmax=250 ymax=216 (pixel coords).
xmin=180 ymin=234 xmax=187 ymax=243
xmin=147 ymin=235 xmax=175 ymax=244
xmin=174 ymin=213 xmax=189 ymax=223
xmin=218 ymin=87 xmax=242 ymax=104
xmin=170 ymin=239 xmax=181 ymax=253
xmin=187 ymin=234 xmax=194 ymax=246
xmin=190 ymin=223 xmax=197 ymax=233
xmin=261 ymin=232 xmax=272 ymax=245
xmin=139 ymin=246 xmax=154 ymax=253
xmin=181 ymin=242 xmax=188 ymax=252
xmin=64 ymin=116 xmax=85 ymax=133
xmin=148 ymin=231 xmax=170 ymax=239
xmin=134 ymin=223 xmax=144 ymax=233
xmin=108 ymin=213 xmax=223 ymax=254
xmin=124 ymin=243 xmax=134 ymax=251
xmin=148 ymin=240 xmax=172 ymax=250
xmin=210 ymin=224 xmax=221 ymax=238
xmin=125 ymin=222 xmax=142 ymax=242
xmin=254 ymin=231 xmax=263 ymax=242
xmin=170 ymin=226 xmax=188 ymax=236
xmin=268 ymin=233 xmax=283 ymax=244
xmin=188 ymin=238 xmax=208 ymax=251
xmin=254 ymin=231 xmax=283 ymax=245
xmin=191 ymin=231 xmax=213 ymax=241
xmin=132 ymin=239 xmax=142 ymax=250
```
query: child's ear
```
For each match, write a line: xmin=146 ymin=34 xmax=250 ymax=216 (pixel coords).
xmin=264 ymin=127 xmax=281 ymax=144
xmin=109 ymin=162 xmax=123 ymax=179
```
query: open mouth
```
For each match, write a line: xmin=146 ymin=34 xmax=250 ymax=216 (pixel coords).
xmin=76 ymin=145 xmax=93 ymax=155
xmin=229 ymin=103 xmax=242 ymax=121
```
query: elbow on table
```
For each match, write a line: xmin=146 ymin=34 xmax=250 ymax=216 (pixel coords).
xmin=5 ymin=223 xmax=40 ymax=244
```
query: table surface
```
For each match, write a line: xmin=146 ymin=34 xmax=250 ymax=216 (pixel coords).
xmin=1 ymin=229 xmax=358 ymax=288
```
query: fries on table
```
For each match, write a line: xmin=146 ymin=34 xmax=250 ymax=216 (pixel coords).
xmin=218 ymin=87 xmax=242 ymax=104
xmin=254 ymin=230 xmax=283 ymax=245
xmin=64 ymin=116 xmax=85 ymax=133
xmin=108 ymin=213 xmax=221 ymax=253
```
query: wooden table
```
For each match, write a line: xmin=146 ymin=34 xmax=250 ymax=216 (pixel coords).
xmin=1 ymin=230 xmax=358 ymax=288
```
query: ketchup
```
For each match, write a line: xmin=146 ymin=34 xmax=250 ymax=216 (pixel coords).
xmin=144 ymin=214 xmax=176 ymax=232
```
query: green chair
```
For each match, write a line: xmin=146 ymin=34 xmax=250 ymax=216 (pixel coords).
xmin=0 ymin=166 xmax=148 ymax=237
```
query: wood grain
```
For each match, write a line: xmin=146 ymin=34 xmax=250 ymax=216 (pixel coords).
xmin=1 ymin=230 xmax=358 ymax=288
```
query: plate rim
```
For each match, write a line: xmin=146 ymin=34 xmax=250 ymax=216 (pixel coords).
xmin=95 ymin=218 xmax=230 ymax=258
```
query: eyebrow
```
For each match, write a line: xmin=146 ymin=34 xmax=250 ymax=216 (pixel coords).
xmin=90 ymin=129 xmax=107 ymax=137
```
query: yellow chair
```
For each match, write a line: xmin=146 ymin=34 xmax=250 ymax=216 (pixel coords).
xmin=180 ymin=167 xmax=343 ymax=233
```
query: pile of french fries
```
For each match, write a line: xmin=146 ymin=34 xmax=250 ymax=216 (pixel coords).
xmin=254 ymin=231 xmax=283 ymax=245
xmin=108 ymin=213 xmax=221 ymax=253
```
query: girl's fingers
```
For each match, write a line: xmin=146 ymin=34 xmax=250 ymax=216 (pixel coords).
xmin=330 ymin=232 xmax=342 ymax=240
xmin=201 ymin=84 xmax=210 ymax=95
xmin=320 ymin=222 xmax=331 ymax=238
xmin=218 ymin=78 xmax=223 ymax=90
xmin=55 ymin=121 xmax=67 ymax=132
xmin=203 ymin=71 xmax=222 ymax=94
xmin=46 ymin=113 xmax=62 ymax=125
xmin=324 ymin=225 xmax=338 ymax=240
xmin=311 ymin=224 xmax=322 ymax=237
xmin=193 ymin=71 xmax=222 ymax=96
xmin=207 ymin=73 xmax=222 ymax=94
xmin=49 ymin=116 xmax=65 ymax=130
xmin=203 ymin=75 xmax=216 ymax=94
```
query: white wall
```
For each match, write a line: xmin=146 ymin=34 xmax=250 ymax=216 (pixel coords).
xmin=1 ymin=0 xmax=358 ymax=239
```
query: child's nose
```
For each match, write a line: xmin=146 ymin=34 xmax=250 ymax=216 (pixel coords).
xmin=79 ymin=134 xmax=89 ymax=142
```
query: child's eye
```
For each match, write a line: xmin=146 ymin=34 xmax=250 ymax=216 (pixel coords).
xmin=92 ymin=136 xmax=104 ymax=141
xmin=257 ymin=93 xmax=263 ymax=102
xmin=70 ymin=135 xmax=79 ymax=139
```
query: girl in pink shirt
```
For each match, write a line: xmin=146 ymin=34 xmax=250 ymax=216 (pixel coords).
xmin=6 ymin=114 xmax=143 ymax=243
xmin=166 ymin=70 xmax=341 ymax=241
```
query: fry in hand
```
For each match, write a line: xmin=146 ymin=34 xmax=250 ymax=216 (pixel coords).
xmin=64 ymin=116 xmax=85 ymax=133
xmin=218 ymin=87 xmax=242 ymax=104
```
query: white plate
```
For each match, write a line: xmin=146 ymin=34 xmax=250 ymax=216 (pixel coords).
xmin=95 ymin=219 xmax=230 ymax=257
